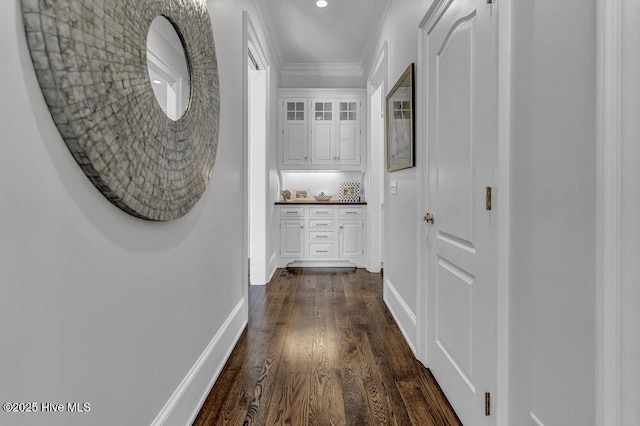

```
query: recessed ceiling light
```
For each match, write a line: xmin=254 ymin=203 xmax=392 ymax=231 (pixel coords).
xmin=316 ymin=0 xmax=328 ymax=8
xmin=152 ymin=80 xmax=162 ymax=84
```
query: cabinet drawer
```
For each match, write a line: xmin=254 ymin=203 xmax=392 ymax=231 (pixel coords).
xmin=310 ymin=231 xmax=334 ymax=242
xmin=309 ymin=219 xmax=334 ymax=229
xmin=280 ymin=206 xmax=305 ymax=218
xmin=338 ymin=207 xmax=363 ymax=218
xmin=309 ymin=207 xmax=334 ymax=217
xmin=309 ymin=243 xmax=335 ymax=258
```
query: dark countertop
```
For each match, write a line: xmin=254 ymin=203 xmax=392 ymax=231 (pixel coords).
xmin=275 ymin=200 xmax=367 ymax=205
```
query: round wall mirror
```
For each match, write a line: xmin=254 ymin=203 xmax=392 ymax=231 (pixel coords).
xmin=146 ymin=16 xmax=191 ymax=121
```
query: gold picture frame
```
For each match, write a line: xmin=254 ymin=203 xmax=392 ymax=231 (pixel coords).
xmin=386 ymin=63 xmax=415 ymax=172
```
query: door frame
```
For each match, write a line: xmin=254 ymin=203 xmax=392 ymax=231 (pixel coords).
xmin=366 ymin=41 xmax=387 ymax=273
xmin=595 ymin=0 xmax=640 ymax=423
xmin=242 ymin=11 xmax=272 ymax=313
xmin=595 ymin=1 xmax=621 ymax=423
xmin=416 ymin=1 xmax=511 ymax=424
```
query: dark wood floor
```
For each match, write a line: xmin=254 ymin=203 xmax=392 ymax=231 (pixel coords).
xmin=194 ymin=268 xmax=461 ymax=425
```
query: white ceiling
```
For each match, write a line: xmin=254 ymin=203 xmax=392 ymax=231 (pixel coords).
xmin=256 ymin=0 xmax=390 ymax=70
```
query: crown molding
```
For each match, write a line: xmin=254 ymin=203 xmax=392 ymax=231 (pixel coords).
xmin=280 ymin=62 xmax=363 ymax=78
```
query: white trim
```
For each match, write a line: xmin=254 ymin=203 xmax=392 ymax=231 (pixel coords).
xmin=242 ymin=11 xmax=251 ymax=327
xmin=151 ymin=298 xmax=247 ymax=425
xmin=365 ymin=41 xmax=387 ymax=274
xmin=280 ymin=260 xmax=364 ymax=268
xmin=596 ymin=0 xmax=622 ymax=425
xmin=244 ymin=11 xmax=275 ymax=290
xmin=529 ymin=412 xmax=545 ymax=426
xmin=383 ymin=278 xmax=417 ymax=354
xmin=416 ymin=19 xmax=428 ymax=366
xmin=496 ymin=0 xmax=512 ymax=425
xmin=277 ymin=88 xmax=367 ymax=98
xmin=280 ymin=62 xmax=363 ymax=78
xmin=252 ymin=253 xmax=278 ymax=286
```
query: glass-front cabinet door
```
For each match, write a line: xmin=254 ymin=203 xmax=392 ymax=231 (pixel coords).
xmin=336 ymin=101 xmax=361 ymax=166
xmin=282 ymin=99 xmax=309 ymax=166
xmin=311 ymin=99 xmax=335 ymax=166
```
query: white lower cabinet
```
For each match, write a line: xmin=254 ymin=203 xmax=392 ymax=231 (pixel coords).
xmin=280 ymin=220 xmax=304 ymax=258
xmin=339 ymin=220 xmax=363 ymax=258
xmin=278 ymin=205 xmax=365 ymax=267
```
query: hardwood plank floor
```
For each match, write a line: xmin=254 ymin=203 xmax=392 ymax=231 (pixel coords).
xmin=194 ymin=268 xmax=461 ymax=426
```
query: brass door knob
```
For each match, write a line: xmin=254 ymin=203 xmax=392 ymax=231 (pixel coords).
xmin=423 ymin=213 xmax=435 ymax=224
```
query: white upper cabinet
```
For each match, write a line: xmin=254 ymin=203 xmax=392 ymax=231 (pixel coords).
xmin=311 ymin=100 xmax=335 ymax=166
xmin=336 ymin=101 xmax=361 ymax=166
xmin=278 ymin=89 xmax=366 ymax=170
xmin=282 ymin=99 xmax=308 ymax=166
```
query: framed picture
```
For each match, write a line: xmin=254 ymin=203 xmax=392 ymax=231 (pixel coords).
xmin=386 ymin=63 xmax=415 ymax=172
xmin=339 ymin=182 xmax=360 ymax=202
xmin=292 ymin=188 xmax=310 ymax=200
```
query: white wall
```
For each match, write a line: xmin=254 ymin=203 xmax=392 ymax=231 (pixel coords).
xmin=365 ymin=0 xmax=433 ymax=350
xmin=0 ymin=1 xmax=256 ymax=424
xmin=510 ymin=0 xmax=596 ymax=425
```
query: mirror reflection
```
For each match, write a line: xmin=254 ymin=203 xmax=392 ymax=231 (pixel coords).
xmin=146 ymin=16 xmax=191 ymax=120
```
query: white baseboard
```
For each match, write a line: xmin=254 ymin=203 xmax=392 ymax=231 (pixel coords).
xmin=530 ymin=412 xmax=544 ymax=426
xmin=383 ymin=278 xmax=417 ymax=354
xmin=151 ymin=298 xmax=247 ymax=426
xmin=265 ymin=253 xmax=277 ymax=284
xmin=278 ymin=259 xmax=367 ymax=269
xmin=269 ymin=252 xmax=277 ymax=271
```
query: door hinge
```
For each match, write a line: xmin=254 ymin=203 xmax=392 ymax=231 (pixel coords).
xmin=485 ymin=392 xmax=491 ymax=416
xmin=485 ymin=187 xmax=492 ymax=211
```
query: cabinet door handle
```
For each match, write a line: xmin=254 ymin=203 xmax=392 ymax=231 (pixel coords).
xmin=340 ymin=225 xmax=344 ymax=229
xmin=301 ymin=225 xmax=305 ymax=229
xmin=345 ymin=211 xmax=357 ymax=214
xmin=316 ymin=250 xmax=328 ymax=253
xmin=316 ymin=235 xmax=328 ymax=238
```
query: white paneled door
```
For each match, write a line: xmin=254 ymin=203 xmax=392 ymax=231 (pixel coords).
xmin=423 ymin=0 xmax=498 ymax=424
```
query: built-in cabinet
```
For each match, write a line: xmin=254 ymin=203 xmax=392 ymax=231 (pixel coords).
xmin=277 ymin=88 xmax=367 ymax=268
xmin=279 ymin=89 xmax=366 ymax=170
xmin=277 ymin=204 xmax=366 ymax=267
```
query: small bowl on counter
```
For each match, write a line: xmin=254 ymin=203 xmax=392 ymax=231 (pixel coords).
xmin=313 ymin=193 xmax=333 ymax=201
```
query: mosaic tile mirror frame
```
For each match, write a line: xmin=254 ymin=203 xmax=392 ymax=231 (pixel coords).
xmin=20 ymin=0 xmax=220 ymax=221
